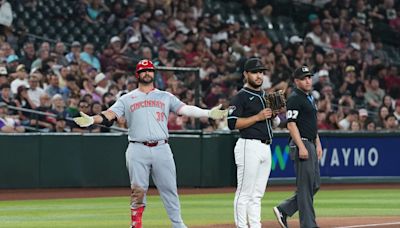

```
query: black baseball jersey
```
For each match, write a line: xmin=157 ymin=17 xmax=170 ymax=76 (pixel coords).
xmin=286 ymin=87 xmax=317 ymax=140
xmin=227 ymin=87 xmax=273 ymax=141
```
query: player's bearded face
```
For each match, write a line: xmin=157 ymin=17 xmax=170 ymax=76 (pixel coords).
xmin=138 ymin=70 xmax=155 ymax=84
xmin=246 ymin=71 xmax=264 ymax=89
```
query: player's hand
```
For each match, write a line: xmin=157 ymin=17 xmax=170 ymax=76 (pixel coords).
xmin=299 ymin=147 xmax=309 ymax=160
xmin=257 ymin=108 xmax=272 ymax=121
xmin=73 ymin=111 xmax=94 ymax=127
xmin=209 ymin=104 xmax=228 ymax=120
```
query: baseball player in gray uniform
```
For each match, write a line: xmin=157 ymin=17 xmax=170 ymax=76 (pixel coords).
xmin=74 ymin=59 xmax=228 ymax=228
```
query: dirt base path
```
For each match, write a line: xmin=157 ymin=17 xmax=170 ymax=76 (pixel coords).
xmin=0 ymin=183 xmax=399 ymax=201
xmin=193 ymin=216 xmax=400 ymax=228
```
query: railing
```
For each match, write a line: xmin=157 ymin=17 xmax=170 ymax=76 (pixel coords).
xmin=6 ymin=105 xmax=128 ymax=132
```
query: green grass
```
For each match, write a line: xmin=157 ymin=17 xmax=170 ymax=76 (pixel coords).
xmin=0 ymin=189 xmax=399 ymax=227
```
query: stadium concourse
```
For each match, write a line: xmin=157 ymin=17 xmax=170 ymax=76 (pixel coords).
xmin=0 ymin=0 xmax=399 ymax=133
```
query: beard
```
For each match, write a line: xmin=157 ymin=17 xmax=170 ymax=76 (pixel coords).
xmin=138 ymin=74 xmax=154 ymax=84
xmin=247 ymin=78 xmax=262 ymax=89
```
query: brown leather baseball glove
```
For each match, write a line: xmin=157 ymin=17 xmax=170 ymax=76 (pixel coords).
xmin=265 ymin=90 xmax=286 ymax=112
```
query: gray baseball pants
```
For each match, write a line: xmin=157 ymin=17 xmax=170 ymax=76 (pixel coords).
xmin=278 ymin=139 xmax=320 ymax=228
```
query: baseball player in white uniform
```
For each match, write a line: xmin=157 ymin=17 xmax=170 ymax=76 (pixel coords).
xmin=227 ymin=58 xmax=281 ymax=228
xmin=74 ymin=59 xmax=228 ymax=228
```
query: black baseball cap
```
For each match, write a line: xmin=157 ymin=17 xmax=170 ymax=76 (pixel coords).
xmin=244 ymin=58 xmax=268 ymax=72
xmin=293 ymin=66 xmax=313 ymax=79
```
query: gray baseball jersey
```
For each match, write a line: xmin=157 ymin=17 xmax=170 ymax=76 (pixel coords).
xmin=110 ymin=88 xmax=187 ymax=228
xmin=110 ymin=88 xmax=185 ymax=141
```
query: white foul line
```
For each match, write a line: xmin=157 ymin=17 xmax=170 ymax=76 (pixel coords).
xmin=335 ymin=222 xmax=400 ymax=228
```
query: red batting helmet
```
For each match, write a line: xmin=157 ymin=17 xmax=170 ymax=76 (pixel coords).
xmin=135 ymin=59 xmax=155 ymax=78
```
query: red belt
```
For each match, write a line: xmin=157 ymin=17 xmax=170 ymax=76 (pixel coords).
xmin=130 ymin=140 xmax=168 ymax=147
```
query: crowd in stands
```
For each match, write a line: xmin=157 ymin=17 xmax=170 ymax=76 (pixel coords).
xmin=0 ymin=0 xmax=399 ymax=133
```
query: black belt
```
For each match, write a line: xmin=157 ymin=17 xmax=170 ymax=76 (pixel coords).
xmin=301 ymin=137 xmax=316 ymax=143
xmin=242 ymin=138 xmax=272 ymax=145
xmin=261 ymin=139 xmax=272 ymax=145
xmin=129 ymin=140 xmax=168 ymax=147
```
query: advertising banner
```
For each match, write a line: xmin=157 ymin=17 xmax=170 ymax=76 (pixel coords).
xmin=270 ymin=135 xmax=400 ymax=178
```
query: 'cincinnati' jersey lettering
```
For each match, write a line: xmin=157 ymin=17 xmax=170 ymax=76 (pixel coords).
xmin=130 ymin=100 xmax=165 ymax=112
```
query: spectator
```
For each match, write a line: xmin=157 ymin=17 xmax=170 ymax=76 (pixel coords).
xmin=10 ymin=64 xmax=29 ymax=94
xmin=94 ymin=72 xmax=109 ymax=96
xmin=350 ymin=120 xmax=362 ymax=131
xmin=19 ymin=41 xmax=36 ymax=73
xmin=122 ymin=35 xmax=142 ymax=67
xmin=167 ymin=112 xmax=183 ymax=130
xmin=338 ymin=90 xmax=355 ymax=115
xmin=0 ymin=102 xmax=25 ymax=133
xmin=15 ymin=85 xmax=36 ymax=122
xmin=317 ymin=110 xmax=329 ymax=130
xmin=53 ymin=41 xmax=68 ymax=66
xmin=30 ymin=93 xmax=55 ymax=132
xmin=365 ymin=118 xmax=377 ymax=131
xmin=0 ymin=83 xmax=17 ymax=114
xmin=338 ymin=109 xmax=359 ymax=130
xmin=50 ymin=93 xmax=67 ymax=119
xmin=84 ymin=0 xmax=110 ymax=24
xmin=31 ymin=49 xmax=49 ymax=71
xmin=339 ymin=65 xmax=363 ymax=97
xmin=65 ymin=41 xmax=82 ymax=63
xmin=385 ymin=114 xmax=398 ymax=130
xmin=0 ymin=0 xmax=12 ymax=30
xmin=80 ymin=43 xmax=101 ymax=71
xmin=354 ymin=85 xmax=366 ymax=109
xmin=394 ymin=100 xmax=400 ymax=121
xmin=80 ymin=77 xmax=102 ymax=103
xmin=358 ymin=108 xmax=369 ymax=129
xmin=382 ymin=94 xmax=395 ymax=113
xmin=45 ymin=74 xmax=62 ymax=98
xmin=375 ymin=105 xmax=390 ymax=129
xmin=0 ymin=66 xmax=7 ymax=86
xmin=61 ymin=74 xmax=81 ymax=102
xmin=365 ymin=77 xmax=385 ymax=112
xmin=52 ymin=115 xmax=70 ymax=132
xmin=6 ymin=54 xmax=19 ymax=74
xmin=58 ymin=66 xmax=71 ymax=88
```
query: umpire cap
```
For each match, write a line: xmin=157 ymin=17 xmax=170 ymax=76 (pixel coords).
xmin=244 ymin=58 xmax=268 ymax=72
xmin=293 ymin=66 xmax=313 ymax=79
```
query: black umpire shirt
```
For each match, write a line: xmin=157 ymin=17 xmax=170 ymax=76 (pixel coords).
xmin=286 ymin=87 xmax=317 ymax=140
xmin=227 ymin=87 xmax=273 ymax=141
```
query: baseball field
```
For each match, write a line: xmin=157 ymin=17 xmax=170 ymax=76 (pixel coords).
xmin=0 ymin=184 xmax=399 ymax=228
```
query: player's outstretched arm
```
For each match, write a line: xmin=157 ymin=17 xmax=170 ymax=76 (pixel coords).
xmin=73 ymin=110 xmax=117 ymax=127
xmin=178 ymin=104 xmax=228 ymax=120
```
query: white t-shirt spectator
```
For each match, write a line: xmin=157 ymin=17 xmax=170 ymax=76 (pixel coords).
xmin=0 ymin=1 xmax=13 ymax=27
xmin=10 ymin=79 xmax=29 ymax=94
xmin=338 ymin=118 xmax=351 ymax=130
xmin=28 ymin=87 xmax=45 ymax=107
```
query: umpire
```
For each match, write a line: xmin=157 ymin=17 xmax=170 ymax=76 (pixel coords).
xmin=273 ymin=66 xmax=323 ymax=228
xmin=227 ymin=57 xmax=282 ymax=228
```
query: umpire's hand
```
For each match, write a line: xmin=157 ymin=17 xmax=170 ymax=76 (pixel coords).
xmin=73 ymin=112 xmax=95 ymax=127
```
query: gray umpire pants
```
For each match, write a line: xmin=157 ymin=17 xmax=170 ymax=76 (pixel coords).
xmin=278 ymin=139 xmax=320 ymax=228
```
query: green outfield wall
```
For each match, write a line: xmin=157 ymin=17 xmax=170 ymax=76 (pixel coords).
xmin=0 ymin=131 xmax=399 ymax=189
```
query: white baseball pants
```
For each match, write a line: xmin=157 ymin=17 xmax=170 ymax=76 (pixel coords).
xmin=233 ymin=138 xmax=272 ymax=228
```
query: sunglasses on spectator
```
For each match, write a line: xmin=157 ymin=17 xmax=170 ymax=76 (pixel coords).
xmin=79 ymin=105 xmax=89 ymax=108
